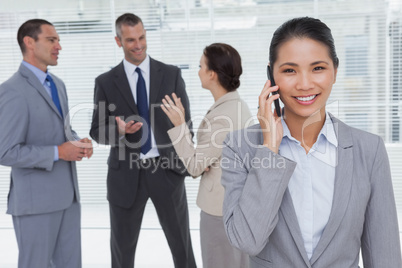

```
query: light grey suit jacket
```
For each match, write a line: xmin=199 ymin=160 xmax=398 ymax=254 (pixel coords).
xmin=0 ymin=64 xmax=79 ymax=216
xmin=221 ymin=115 xmax=401 ymax=268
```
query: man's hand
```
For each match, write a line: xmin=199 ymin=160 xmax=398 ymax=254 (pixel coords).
xmin=58 ymin=138 xmax=93 ymax=161
xmin=79 ymin=138 xmax=93 ymax=159
xmin=115 ymin=117 xmax=143 ymax=135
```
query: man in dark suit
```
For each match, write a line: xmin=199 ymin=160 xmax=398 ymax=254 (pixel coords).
xmin=90 ymin=13 xmax=196 ymax=268
xmin=0 ymin=19 xmax=92 ymax=267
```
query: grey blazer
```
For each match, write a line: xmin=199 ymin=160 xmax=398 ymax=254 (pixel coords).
xmin=221 ymin=115 xmax=402 ymax=268
xmin=0 ymin=64 xmax=79 ymax=216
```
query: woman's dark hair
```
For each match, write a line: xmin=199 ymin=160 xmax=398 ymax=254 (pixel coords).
xmin=17 ymin=19 xmax=53 ymax=54
xmin=269 ymin=17 xmax=339 ymax=70
xmin=203 ymin=43 xmax=242 ymax=92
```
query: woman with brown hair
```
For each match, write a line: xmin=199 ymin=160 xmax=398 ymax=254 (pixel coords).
xmin=161 ymin=43 xmax=252 ymax=268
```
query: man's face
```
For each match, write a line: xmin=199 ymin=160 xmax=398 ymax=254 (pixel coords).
xmin=29 ymin=24 xmax=61 ymax=71
xmin=115 ymin=23 xmax=147 ymax=65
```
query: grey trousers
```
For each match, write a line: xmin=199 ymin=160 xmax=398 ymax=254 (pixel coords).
xmin=12 ymin=201 xmax=81 ymax=268
xmin=200 ymin=210 xmax=249 ymax=268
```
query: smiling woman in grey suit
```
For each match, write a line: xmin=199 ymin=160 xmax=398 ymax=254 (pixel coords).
xmin=161 ymin=43 xmax=252 ymax=268
xmin=221 ymin=17 xmax=402 ymax=268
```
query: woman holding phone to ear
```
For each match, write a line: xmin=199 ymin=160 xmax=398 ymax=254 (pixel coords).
xmin=221 ymin=17 xmax=401 ymax=268
xmin=161 ymin=43 xmax=252 ymax=268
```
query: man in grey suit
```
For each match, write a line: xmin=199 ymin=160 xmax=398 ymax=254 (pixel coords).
xmin=0 ymin=19 xmax=93 ymax=268
xmin=90 ymin=13 xmax=196 ymax=268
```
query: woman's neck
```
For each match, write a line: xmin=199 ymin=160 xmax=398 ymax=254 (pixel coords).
xmin=284 ymin=108 xmax=327 ymax=153
xmin=210 ymin=85 xmax=229 ymax=101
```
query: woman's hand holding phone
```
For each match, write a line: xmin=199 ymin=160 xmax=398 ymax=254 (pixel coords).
xmin=257 ymin=76 xmax=283 ymax=154
xmin=267 ymin=65 xmax=282 ymax=117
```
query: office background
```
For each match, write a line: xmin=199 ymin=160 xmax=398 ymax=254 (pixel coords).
xmin=0 ymin=0 xmax=401 ymax=267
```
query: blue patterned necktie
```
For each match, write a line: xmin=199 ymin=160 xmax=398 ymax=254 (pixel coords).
xmin=46 ymin=75 xmax=63 ymax=118
xmin=135 ymin=67 xmax=151 ymax=154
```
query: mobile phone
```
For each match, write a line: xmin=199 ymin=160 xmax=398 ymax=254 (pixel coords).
xmin=267 ymin=65 xmax=281 ymax=117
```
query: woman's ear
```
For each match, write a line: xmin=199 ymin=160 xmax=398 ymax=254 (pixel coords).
xmin=209 ymin=70 xmax=217 ymax=81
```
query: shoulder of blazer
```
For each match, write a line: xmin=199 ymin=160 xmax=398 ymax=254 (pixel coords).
xmin=150 ymin=57 xmax=180 ymax=73
xmin=225 ymin=123 xmax=263 ymax=150
xmin=208 ymin=91 xmax=242 ymax=113
xmin=207 ymin=92 xmax=251 ymax=126
xmin=0 ymin=75 xmax=24 ymax=102
xmin=205 ymin=99 xmax=241 ymax=123
xmin=2 ymin=64 xmax=41 ymax=94
xmin=329 ymin=113 xmax=380 ymax=150
xmin=96 ymin=61 xmax=124 ymax=82
xmin=0 ymin=71 xmax=21 ymax=90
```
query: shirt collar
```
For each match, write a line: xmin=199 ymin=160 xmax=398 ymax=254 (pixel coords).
xmin=22 ymin=60 xmax=49 ymax=85
xmin=123 ymin=55 xmax=150 ymax=76
xmin=281 ymin=112 xmax=338 ymax=148
xmin=319 ymin=113 xmax=338 ymax=148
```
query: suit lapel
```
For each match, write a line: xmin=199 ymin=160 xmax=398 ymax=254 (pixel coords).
xmin=19 ymin=64 xmax=63 ymax=119
xmin=310 ymin=115 xmax=354 ymax=265
xmin=113 ymin=62 xmax=138 ymax=114
xmin=149 ymin=58 xmax=163 ymax=105
xmin=280 ymin=191 xmax=312 ymax=268
xmin=250 ymin=126 xmax=312 ymax=266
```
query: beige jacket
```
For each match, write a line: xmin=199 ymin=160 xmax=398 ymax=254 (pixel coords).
xmin=167 ymin=91 xmax=252 ymax=216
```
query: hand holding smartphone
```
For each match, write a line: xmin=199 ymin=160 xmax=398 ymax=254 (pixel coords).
xmin=267 ymin=65 xmax=281 ymax=117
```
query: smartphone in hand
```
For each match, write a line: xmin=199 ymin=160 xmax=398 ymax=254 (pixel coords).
xmin=267 ymin=65 xmax=282 ymax=117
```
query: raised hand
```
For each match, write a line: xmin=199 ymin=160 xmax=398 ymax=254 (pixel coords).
xmin=160 ymin=93 xmax=186 ymax=127
xmin=257 ymin=80 xmax=283 ymax=154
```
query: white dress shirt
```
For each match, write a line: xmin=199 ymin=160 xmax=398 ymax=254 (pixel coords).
xmin=123 ymin=56 xmax=159 ymax=159
xmin=279 ymin=113 xmax=338 ymax=259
